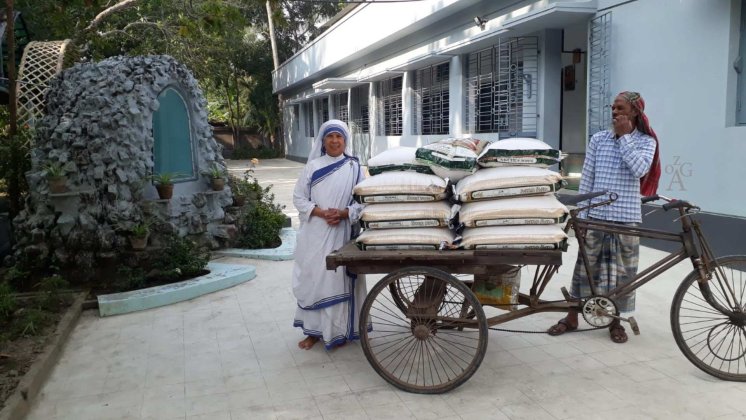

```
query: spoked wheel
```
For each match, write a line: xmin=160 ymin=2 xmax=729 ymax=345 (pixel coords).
xmin=389 ymin=278 xmax=477 ymax=324
xmin=671 ymin=255 xmax=746 ymax=381
xmin=360 ymin=267 xmax=488 ymax=394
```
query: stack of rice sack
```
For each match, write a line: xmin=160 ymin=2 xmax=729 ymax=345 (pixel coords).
xmin=456 ymin=138 xmax=569 ymax=251
xmin=353 ymin=147 xmax=455 ymax=250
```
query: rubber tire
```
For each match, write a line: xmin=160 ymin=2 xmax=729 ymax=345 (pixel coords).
xmin=670 ymin=255 xmax=746 ymax=382
xmin=360 ymin=266 xmax=488 ymax=394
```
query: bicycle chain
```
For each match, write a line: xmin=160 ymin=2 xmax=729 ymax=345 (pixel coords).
xmin=488 ymin=326 xmax=606 ymax=334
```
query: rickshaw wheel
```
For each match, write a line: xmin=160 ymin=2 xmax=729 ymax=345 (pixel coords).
xmin=671 ymin=255 xmax=746 ymax=381
xmin=360 ymin=266 xmax=488 ymax=394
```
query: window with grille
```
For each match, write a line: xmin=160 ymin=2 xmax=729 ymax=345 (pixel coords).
xmin=737 ymin=3 xmax=746 ymax=125
xmin=465 ymin=37 xmax=539 ymax=137
xmin=377 ymin=76 xmax=403 ymax=136
xmin=316 ymin=97 xmax=329 ymax=128
xmin=413 ymin=62 xmax=450 ymax=135
xmin=588 ymin=13 xmax=612 ymax=136
xmin=351 ymin=85 xmax=370 ymax=133
xmin=334 ymin=92 xmax=349 ymax=124
xmin=291 ymin=105 xmax=299 ymax=131
xmin=304 ymin=102 xmax=314 ymax=137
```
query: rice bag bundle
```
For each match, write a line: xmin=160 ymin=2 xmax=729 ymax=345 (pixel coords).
xmin=459 ymin=195 xmax=569 ymax=227
xmin=360 ymin=201 xmax=454 ymax=229
xmin=460 ymin=225 xmax=568 ymax=250
xmin=356 ymin=227 xmax=455 ymax=250
xmin=455 ymin=167 xmax=564 ymax=202
xmin=415 ymin=138 xmax=490 ymax=182
xmin=478 ymin=137 xmax=561 ymax=168
xmin=367 ymin=147 xmax=435 ymax=175
xmin=353 ymin=171 xmax=449 ymax=204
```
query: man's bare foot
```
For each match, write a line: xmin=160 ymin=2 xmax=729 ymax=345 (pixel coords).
xmin=298 ymin=336 xmax=319 ymax=350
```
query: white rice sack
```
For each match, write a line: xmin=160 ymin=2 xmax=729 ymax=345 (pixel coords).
xmin=460 ymin=225 xmax=568 ymax=250
xmin=356 ymin=228 xmax=455 ymax=250
xmin=361 ymin=201 xmax=454 ymax=229
xmin=415 ymin=138 xmax=490 ymax=182
xmin=368 ymin=147 xmax=434 ymax=175
xmin=478 ymin=137 xmax=561 ymax=168
xmin=353 ymin=172 xmax=449 ymax=204
xmin=455 ymin=167 xmax=564 ymax=202
xmin=459 ymin=196 xmax=569 ymax=227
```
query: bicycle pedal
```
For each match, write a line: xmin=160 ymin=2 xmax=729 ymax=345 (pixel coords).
xmin=628 ymin=316 xmax=640 ymax=335
xmin=560 ymin=287 xmax=571 ymax=301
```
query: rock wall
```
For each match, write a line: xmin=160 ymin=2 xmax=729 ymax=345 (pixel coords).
xmin=12 ymin=55 xmax=235 ymax=271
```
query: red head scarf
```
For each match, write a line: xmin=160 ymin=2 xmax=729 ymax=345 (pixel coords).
xmin=618 ymin=91 xmax=660 ymax=196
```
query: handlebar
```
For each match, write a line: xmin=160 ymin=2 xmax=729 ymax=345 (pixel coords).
xmin=642 ymin=194 xmax=700 ymax=213
xmin=558 ymin=190 xmax=609 ymax=206
xmin=662 ymin=200 xmax=695 ymax=212
xmin=641 ymin=195 xmax=659 ymax=204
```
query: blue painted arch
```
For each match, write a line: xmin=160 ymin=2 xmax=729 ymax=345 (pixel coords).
xmin=152 ymin=87 xmax=196 ymax=180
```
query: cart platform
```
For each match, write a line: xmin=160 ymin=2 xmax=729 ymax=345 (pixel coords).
xmin=326 ymin=241 xmax=563 ymax=275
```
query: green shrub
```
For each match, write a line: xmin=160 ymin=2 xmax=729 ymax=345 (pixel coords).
xmin=35 ymin=275 xmax=70 ymax=311
xmin=0 ymin=115 xmax=32 ymax=218
xmin=152 ymin=236 xmax=210 ymax=281
xmin=235 ymin=174 xmax=286 ymax=249
xmin=230 ymin=145 xmax=283 ymax=160
xmin=0 ymin=281 xmax=16 ymax=320
xmin=12 ymin=307 xmax=52 ymax=337
xmin=114 ymin=267 xmax=146 ymax=292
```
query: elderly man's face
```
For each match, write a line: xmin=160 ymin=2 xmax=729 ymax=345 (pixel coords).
xmin=611 ymin=96 xmax=638 ymax=122
xmin=323 ymin=132 xmax=346 ymax=157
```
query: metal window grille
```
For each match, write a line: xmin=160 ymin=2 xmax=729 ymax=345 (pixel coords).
xmin=413 ymin=62 xmax=450 ymax=135
xmin=588 ymin=12 xmax=612 ymax=137
xmin=351 ymin=85 xmax=370 ymax=133
xmin=334 ymin=92 xmax=349 ymax=124
xmin=291 ymin=105 xmax=299 ymax=131
xmin=316 ymin=97 xmax=329 ymax=127
xmin=304 ymin=102 xmax=314 ymax=137
xmin=377 ymin=76 xmax=403 ymax=136
xmin=465 ymin=37 xmax=538 ymax=137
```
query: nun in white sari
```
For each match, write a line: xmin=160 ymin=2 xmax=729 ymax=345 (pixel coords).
xmin=292 ymin=120 xmax=367 ymax=350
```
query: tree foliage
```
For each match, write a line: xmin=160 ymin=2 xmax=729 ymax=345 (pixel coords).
xmin=14 ymin=0 xmax=343 ymax=138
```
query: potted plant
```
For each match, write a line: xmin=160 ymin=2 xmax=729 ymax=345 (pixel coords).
xmin=151 ymin=173 xmax=177 ymax=199
xmin=128 ymin=222 xmax=150 ymax=250
xmin=228 ymin=174 xmax=249 ymax=206
xmin=44 ymin=162 xmax=67 ymax=194
xmin=203 ymin=164 xmax=226 ymax=191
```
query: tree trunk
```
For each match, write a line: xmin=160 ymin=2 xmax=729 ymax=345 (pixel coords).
xmin=6 ymin=0 xmax=17 ymax=135
xmin=224 ymin=83 xmax=238 ymax=147
xmin=265 ymin=0 xmax=283 ymax=153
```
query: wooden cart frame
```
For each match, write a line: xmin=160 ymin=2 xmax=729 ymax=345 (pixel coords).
xmin=325 ymin=193 xmax=746 ymax=394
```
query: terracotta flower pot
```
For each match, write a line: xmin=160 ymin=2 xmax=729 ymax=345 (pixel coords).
xmin=129 ymin=234 xmax=148 ymax=250
xmin=233 ymin=195 xmax=246 ymax=207
xmin=156 ymin=183 xmax=174 ymax=199
xmin=210 ymin=178 xmax=225 ymax=191
xmin=48 ymin=176 xmax=68 ymax=194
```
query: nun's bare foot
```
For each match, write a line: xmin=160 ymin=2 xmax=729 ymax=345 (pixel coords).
xmin=298 ymin=336 xmax=319 ymax=350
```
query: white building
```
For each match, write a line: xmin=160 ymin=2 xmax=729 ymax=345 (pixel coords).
xmin=272 ymin=0 xmax=746 ymax=250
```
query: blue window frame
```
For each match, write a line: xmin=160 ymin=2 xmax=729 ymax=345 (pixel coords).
xmin=152 ymin=87 xmax=195 ymax=179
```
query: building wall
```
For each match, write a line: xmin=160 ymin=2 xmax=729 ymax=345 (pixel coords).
xmin=606 ymin=0 xmax=746 ymax=217
xmin=280 ymin=0 xmax=746 ymax=220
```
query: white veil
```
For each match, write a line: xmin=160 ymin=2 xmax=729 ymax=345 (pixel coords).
xmin=308 ymin=119 xmax=354 ymax=162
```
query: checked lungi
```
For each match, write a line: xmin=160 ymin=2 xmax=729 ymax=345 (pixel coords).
xmin=570 ymin=223 xmax=640 ymax=313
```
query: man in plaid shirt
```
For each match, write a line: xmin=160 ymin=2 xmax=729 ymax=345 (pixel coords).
xmin=548 ymin=91 xmax=660 ymax=343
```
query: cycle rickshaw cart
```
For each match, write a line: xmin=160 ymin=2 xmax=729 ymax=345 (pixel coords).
xmin=326 ymin=191 xmax=746 ymax=394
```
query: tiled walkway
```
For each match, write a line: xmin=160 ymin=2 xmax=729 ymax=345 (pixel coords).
xmin=26 ymin=160 xmax=746 ymax=419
